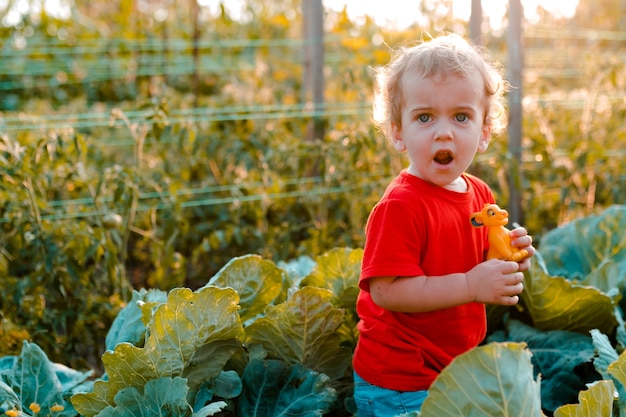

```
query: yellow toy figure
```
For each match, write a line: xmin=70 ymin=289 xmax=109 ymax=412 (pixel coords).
xmin=470 ymin=204 xmax=529 ymax=262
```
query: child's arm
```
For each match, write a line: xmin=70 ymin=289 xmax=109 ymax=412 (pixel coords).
xmin=369 ymin=259 xmax=524 ymax=313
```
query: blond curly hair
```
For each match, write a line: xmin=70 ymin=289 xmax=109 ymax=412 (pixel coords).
xmin=372 ymin=33 xmax=510 ymax=141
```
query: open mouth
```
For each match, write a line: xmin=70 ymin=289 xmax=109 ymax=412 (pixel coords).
xmin=434 ymin=150 xmax=454 ymax=165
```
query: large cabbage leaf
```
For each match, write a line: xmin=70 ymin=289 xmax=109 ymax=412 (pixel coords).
xmin=236 ymin=359 xmax=336 ymax=417
xmin=553 ymin=380 xmax=616 ymax=417
xmin=489 ymin=319 xmax=599 ymax=413
xmin=207 ymin=254 xmax=289 ymax=324
xmin=419 ymin=342 xmax=544 ymax=416
xmin=94 ymin=376 xmax=191 ymax=417
xmin=520 ymin=252 xmax=618 ymax=335
xmin=539 ymin=205 xmax=626 ymax=292
xmin=72 ymin=286 xmax=244 ymax=417
xmin=299 ymin=247 xmax=362 ymax=349
xmin=244 ymin=286 xmax=352 ymax=381
xmin=300 ymin=247 xmax=362 ymax=310
xmin=105 ymin=288 xmax=168 ymax=350
xmin=0 ymin=341 xmax=91 ymax=417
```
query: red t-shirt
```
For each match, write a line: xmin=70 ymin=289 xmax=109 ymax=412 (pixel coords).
xmin=353 ymin=170 xmax=495 ymax=391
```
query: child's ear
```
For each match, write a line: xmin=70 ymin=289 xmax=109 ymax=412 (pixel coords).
xmin=477 ymin=125 xmax=491 ymax=152
xmin=391 ymin=123 xmax=406 ymax=152
xmin=393 ymin=140 xmax=406 ymax=152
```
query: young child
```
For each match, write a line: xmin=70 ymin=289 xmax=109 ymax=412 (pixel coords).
xmin=352 ymin=33 xmax=535 ymax=416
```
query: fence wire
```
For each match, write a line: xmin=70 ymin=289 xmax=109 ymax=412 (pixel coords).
xmin=1 ymin=28 xmax=625 ymax=221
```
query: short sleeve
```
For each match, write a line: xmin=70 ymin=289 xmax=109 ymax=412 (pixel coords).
xmin=359 ymin=198 xmax=426 ymax=291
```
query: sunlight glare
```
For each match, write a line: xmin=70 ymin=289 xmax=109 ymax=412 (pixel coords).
xmin=323 ymin=0 xmax=580 ymax=30
xmin=3 ymin=0 xmax=581 ymax=30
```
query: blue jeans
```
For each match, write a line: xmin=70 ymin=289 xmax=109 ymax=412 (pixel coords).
xmin=353 ymin=371 xmax=428 ymax=417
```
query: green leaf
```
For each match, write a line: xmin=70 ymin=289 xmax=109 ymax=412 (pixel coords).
xmin=591 ymin=329 xmax=620 ymax=379
xmin=244 ymin=286 xmax=352 ymax=380
xmin=0 ymin=380 xmax=20 ymax=410
xmin=72 ymin=380 xmax=115 ymax=417
xmin=591 ymin=329 xmax=626 ymax=416
xmin=540 ymin=205 xmax=626 ymax=293
xmin=237 ymin=359 xmax=336 ymax=417
xmin=490 ymin=320 xmax=598 ymax=413
xmin=183 ymin=339 xmax=243 ymax=400
xmin=105 ymin=288 xmax=168 ymax=350
xmin=1 ymin=341 xmax=89 ymax=417
xmin=553 ymin=380 xmax=616 ymax=417
xmin=299 ymin=247 xmax=363 ymax=350
xmin=300 ymin=247 xmax=363 ymax=310
xmin=520 ymin=252 xmax=618 ymax=335
xmin=194 ymin=401 xmax=228 ymax=417
xmin=51 ymin=362 xmax=94 ymax=394
xmin=278 ymin=255 xmax=316 ymax=286
xmin=207 ymin=254 xmax=289 ymax=324
xmin=72 ymin=286 xmax=244 ymax=417
xmin=7 ymin=342 xmax=64 ymax=407
xmin=95 ymin=376 xmax=192 ymax=417
xmin=609 ymin=350 xmax=626 ymax=416
xmin=212 ymin=370 xmax=242 ymax=399
xmin=419 ymin=342 xmax=544 ymax=417
xmin=608 ymin=349 xmax=626 ymax=392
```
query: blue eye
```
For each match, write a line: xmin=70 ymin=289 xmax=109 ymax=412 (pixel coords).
xmin=418 ymin=114 xmax=430 ymax=122
xmin=455 ymin=114 xmax=469 ymax=122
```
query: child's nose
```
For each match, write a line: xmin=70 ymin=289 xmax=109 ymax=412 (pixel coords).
xmin=434 ymin=122 xmax=454 ymax=141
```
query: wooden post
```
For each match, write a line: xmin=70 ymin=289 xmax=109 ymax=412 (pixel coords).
xmin=161 ymin=0 xmax=170 ymax=86
xmin=130 ymin=0 xmax=138 ymax=92
xmin=469 ymin=0 xmax=482 ymax=45
xmin=507 ymin=0 xmax=523 ymax=225
xmin=302 ymin=0 xmax=325 ymax=143
xmin=191 ymin=0 xmax=200 ymax=106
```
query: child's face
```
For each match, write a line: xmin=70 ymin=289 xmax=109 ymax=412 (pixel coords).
xmin=391 ymin=72 xmax=490 ymax=191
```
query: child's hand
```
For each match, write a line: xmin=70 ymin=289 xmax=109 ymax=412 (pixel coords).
xmin=509 ymin=226 xmax=535 ymax=272
xmin=466 ymin=259 xmax=525 ymax=306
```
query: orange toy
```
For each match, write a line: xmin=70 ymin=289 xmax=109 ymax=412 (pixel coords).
xmin=470 ymin=204 xmax=529 ymax=262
